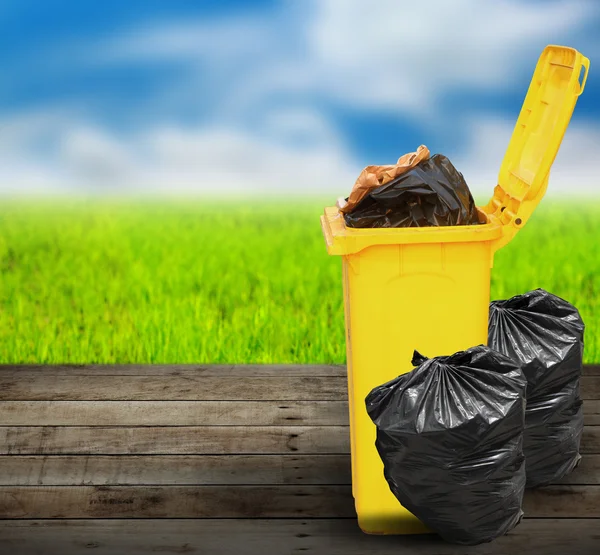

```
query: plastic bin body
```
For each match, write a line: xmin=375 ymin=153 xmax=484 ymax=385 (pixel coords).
xmin=325 ymin=211 xmax=503 ymax=534
xmin=345 ymin=243 xmax=492 ymax=534
xmin=322 ymin=45 xmax=589 ymax=535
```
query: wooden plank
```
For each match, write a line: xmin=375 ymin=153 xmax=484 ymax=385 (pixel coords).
xmin=581 ymin=375 xmax=600 ymax=399
xmin=0 ymin=455 xmax=352 ymax=486
xmin=0 ymin=365 xmax=346 ymax=377
xmin=556 ymin=454 xmax=600 ymax=485
xmin=1 ymin=453 xmax=597 ymax=487
xmin=0 ymin=401 xmax=348 ymax=426
xmin=0 ymin=426 xmax=350 ymax=455
xmin=0 ymin=485 xmax=355 ymax=518
xmin=584 ymin=400 xmax=600 ymax=425
xmin=0 ymin=425 xmax=597 ymax=455
xmin=0 ymin=375 xmax=348 ymax=401
xmin=1 ymin=518 xmax=598 ymax=555
xmin=0 ymin=485 xmax=599 ymax=519
xmin=584 ymin=364 xmax=600 ymax=376
xmin=523 ymin=485 xmax=600 ymax=517
xmin=1 ymin=370 xmax=596 ymax=402
xmin=581 ymin=426 xmax=600 ymax=453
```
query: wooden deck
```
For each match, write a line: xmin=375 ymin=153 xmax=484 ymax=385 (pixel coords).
xmin=0 ymin=364 xmax=598 ymax=554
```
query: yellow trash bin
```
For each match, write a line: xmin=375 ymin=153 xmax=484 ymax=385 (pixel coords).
xmin=321 ymin=45 xmax=589 ymax=535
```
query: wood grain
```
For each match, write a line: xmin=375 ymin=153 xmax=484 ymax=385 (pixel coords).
xmin=1 ymin=519 xmax=598 ymax=555
xmin=583 ymin=399 xmax=600 ymax=425
xmin=583 ymin=365 xmax=600 ymax=376
xmin=0 ymin=454 xmax=352 ymax=486
xmin=0 ymin=375 xmax=348 ymax=401
xmin=0 ymin=485 xmax=355 ymax=518
xmin=1 ymin=485 xmax=599 ymax=519
xmin=522 ymin=485 xmax=600 ymax=517
xmin=581 ymin=426 xmax=600 ymax=453
xmin=556 ymin=454 xmax=600 ymax=484
xmin=581 ymin=375 xmax=600 ymax=399
xmin=0 ymin=426 xmax=351 ymax=455
xmin=0 ymin=400 xmax=348 ymax=426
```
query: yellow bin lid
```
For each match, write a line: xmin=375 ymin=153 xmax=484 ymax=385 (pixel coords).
xmin=482 ymin=45 xmax=590 ymax=251
xmin=321 ymin=45 xmax=589 ymax=256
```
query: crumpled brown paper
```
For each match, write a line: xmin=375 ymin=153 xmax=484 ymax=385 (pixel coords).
xmin=337 ymin=145 xmax=430 ymax=213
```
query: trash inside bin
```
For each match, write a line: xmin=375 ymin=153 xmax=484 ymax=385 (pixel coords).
xmin=343 ymin=154 xmax=482 ymax=229
xmin=366 ymin=346 xmax=527 ymax=545
xmin=337 ymin=144 xmax=430 ymax=214
xmin=488 ymin=289 xmax=585 ymax=488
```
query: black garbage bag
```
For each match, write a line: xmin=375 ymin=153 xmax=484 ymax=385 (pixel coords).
xmin=488 ymin=289 xmax=585 ymax=488
xmin=366 ymin=346 xmax=527 ymax=545
xmin=343 ymin=154 xmax=482 ymax=228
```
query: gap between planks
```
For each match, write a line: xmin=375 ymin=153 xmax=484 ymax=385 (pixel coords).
xmin=0 ymin=365 xmax=346 ymax=377
xmin=0 ymin=364 xmax=597 ymax=376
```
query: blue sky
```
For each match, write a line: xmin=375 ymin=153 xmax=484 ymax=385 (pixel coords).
xmin=0 ymin=0 xmax=598 ymax=198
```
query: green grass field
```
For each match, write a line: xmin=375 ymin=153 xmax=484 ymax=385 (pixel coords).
xmin=0 ymin=198 xmax=598 ymax=364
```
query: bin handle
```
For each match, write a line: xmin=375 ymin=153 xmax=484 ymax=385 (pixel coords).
xmin=577 ymin=56 xmax=589 ymax=96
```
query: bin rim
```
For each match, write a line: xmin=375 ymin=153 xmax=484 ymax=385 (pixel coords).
xmin=321 ymin=206 xmax=503 ymax=256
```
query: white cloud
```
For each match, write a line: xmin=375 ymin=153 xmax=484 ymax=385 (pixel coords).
xmin=0 ymin=109 xmax=360 ymax=196
xmin=0 ymin=110 xmax=74 ymax=194
xmin=542 ymin=124 xmax=600 ymax=197
xmin=61 ymin=127 xmax=135 ymax=185
xmin=137 ymin=122 xmax=359 ymax=194
xmin=307 ymin=0 xmax=592 ymax=114
xmin=455 ymin=117 xmax=600 ymax=201
xmin=96 ymin=16 xmax=276 ymax=65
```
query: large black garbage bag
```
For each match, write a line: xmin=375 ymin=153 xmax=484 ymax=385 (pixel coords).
xmin=366 ymin=346 xmax=527 ymax=545
xmin=343 ymin=154 xmax=482 ymax=228
xmin=488 ymin=289 xmax=585 ymax=488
